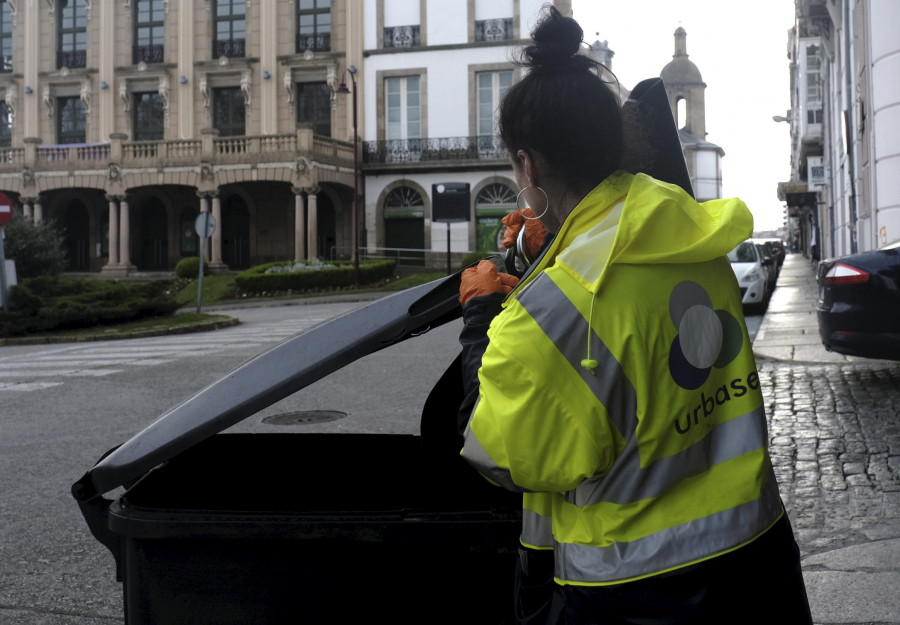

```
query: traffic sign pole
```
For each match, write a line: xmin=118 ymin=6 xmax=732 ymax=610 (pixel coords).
xmin=0 ymin=227 xmax=7 ymax=312
xmin=0 ymin=193 xmax=13 ymax=312
xmin=194 ymin=212 xmax=217 ymax=314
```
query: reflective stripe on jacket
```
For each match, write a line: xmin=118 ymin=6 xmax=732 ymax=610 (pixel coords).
xmin=462 ymin=171 xmax=783 ymax=585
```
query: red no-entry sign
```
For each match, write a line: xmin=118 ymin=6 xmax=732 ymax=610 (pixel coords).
xmin=0 ymin=192 xmax=12 ymax=226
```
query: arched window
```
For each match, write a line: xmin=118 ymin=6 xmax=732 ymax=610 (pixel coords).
xmin=676 ymin=96 xmax=687 ymax=129
xmin=384 ymin=186 xmax=425 ymax=216
xmin=383 ymin=186 xmax=425 ymax=264
xmin=475 ymin=182 xmax=516 ymax=252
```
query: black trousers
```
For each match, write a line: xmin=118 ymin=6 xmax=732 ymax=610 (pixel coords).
xmin=515 ymin=513 xmax=812 ymax=625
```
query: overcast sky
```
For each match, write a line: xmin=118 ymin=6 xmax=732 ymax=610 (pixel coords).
xmin=567 ymin=0 xmax=796 ymax=231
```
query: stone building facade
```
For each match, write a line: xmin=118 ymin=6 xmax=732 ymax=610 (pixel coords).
xmin=0 ymin=0 xmax=361 ymax=274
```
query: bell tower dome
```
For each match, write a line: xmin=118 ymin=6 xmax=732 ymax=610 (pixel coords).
xmin=660 ymin=27 xmax=707 ymax=138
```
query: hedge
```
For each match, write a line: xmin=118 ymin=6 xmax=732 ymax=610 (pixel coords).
xmin=234 ymin=259 xmax=396 ymax=294
xmin=175 ymin=256 xmax=210 ymax=279
xmin=0 ymin=277 xmax=179 ymax=336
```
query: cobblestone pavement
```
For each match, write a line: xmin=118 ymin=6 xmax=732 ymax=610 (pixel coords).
xmin=760 ymin=360 xmax=900 ymax=558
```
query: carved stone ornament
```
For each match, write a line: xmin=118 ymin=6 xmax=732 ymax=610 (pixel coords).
xmin=43 ymin=86 xmax=53 ymax=117
xmin=80 ymin=79 xmax=92 ymax=115
xmin=4 ymin=85 xmax=16 ymax=125
xmin=158 ymin=76 xmax=170 ymax=113
xmin=200 ymin=75 xmax=209 ymax=109
xmin=120 ymin=82 xmax=130 ymax=113
xmin=241 ymin=70 xmax=251 ymax=109
xmin=107 ymin=163 xmax=122 ymax=181
xmin=21 ymin=167 xmax=35 ymax=188
xmin=295 ymin=156 xmax=310 ymax=175
xmin=200 ymin=161 xmax=214 ymax=180
xmin=284 ymin=70 xmax=294 ymax=105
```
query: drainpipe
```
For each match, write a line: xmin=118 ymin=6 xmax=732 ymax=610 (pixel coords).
xmin=843 ymin=0 xmax=858 ymax=253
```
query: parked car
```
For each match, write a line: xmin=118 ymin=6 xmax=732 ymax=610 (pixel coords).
xmin=754 ymin=240 xmax=778 ymax=296
xmin=727 ymin=240 xmax=769 ymax=311
xmin=757 ymin=238 xmax=786 ymax=270
xmin=816 ymin=240 xmax=900 ymax=360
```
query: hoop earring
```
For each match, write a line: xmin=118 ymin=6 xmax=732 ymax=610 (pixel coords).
xmin=516 ymin=185 xmax=550 ymax=220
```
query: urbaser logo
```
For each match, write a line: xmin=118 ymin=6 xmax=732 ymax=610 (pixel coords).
xmin=668 ymin=281 xmax=743 ymax=390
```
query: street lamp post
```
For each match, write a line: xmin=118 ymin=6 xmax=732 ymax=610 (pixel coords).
xmin=336 ymin=66 xmax=360 ymax=288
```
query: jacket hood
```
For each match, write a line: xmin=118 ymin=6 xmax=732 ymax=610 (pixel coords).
xmin=608 ymin=173 xmax=753 ymax=267
xmin=507 ymin=171 xmax=753 ymax=301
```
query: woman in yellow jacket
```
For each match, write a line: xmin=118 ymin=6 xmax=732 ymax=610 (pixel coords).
xmin=457 ymin=7 xmax=812 ymax=625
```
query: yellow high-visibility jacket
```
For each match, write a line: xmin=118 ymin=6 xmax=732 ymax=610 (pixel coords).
xmin=462 ymin=171 xmax=783 ymax=586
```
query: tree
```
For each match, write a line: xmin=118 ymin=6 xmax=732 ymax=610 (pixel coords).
xmin=3 ymin=215 xmax=69 ymax=279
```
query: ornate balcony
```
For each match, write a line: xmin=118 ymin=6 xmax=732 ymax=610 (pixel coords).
xmin=212 ymin=38 xmax=245 ymax=59
xmin=474 ymin=18 xmax=514 ymax=42
xmin=133 ymin=44 xmax=165 ymax=65
xmin=363 ymin=136 xmax=506 ymax=169
xmin=383 ymin=25 xmax=420 ymax=48
xmin=56 ymin=49 xmax=87 ymax=69
xmin=296 ymin=32 xmax=330 ymax=53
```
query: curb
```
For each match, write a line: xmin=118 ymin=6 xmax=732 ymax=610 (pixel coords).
xmin=0 ymin=316 xmax=241 ymax=346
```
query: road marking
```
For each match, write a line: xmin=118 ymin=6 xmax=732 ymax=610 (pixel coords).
xmin=0 ymin=382 xmax=64 ymax=391
xmin=0 ymin=312 xmax=352 ymax=391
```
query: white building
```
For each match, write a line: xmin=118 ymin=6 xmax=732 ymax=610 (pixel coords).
xmin=360 ymin=0 xmax=566 ymax=267
xmin=779 ymin=0 xmax=900 ymax=259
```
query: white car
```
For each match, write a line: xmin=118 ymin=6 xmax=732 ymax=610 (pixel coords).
xmin=727 ymin=241 xmax=769 ymax=310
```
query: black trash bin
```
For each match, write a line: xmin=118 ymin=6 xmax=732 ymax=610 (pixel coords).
xmin=72 ymin=276 xmax=522 ymax=625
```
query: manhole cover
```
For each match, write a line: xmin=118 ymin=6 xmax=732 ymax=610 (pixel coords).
xmin=262 ymin=410 xmax=347 ymax=425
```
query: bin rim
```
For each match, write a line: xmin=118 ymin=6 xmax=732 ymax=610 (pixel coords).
xmin=73 ymin=271 xmax=465 ymax=501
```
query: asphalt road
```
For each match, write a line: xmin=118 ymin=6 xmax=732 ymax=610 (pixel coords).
xmin=0 ymin=299 xmax=763 ymax=625
xmin=0 ymin=300 xmax=462 ymax=624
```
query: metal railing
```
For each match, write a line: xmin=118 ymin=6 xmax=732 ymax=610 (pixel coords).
xmin=383 ymin=25 xmax=420 ymax=48
xmin=57 ymin=49 xmax=86 ymax=69
xmin=363 ymin=136 xmax=506 ymax=164
xmin=296 ymin=32 xmax=330 ymax=53
xmin=212 ymin=38 xmax=245 ymax=58
xmin=133 ymin=44 xmax=165 ymax=65
xmin=474 ymin=18 xmax=514 ymax=42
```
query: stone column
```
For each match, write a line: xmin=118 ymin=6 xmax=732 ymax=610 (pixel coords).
xmin=118 ymin=196 xmax=135 ymax=272
xmin=292 ymin=186 xmax=305 ymax=262
xmin=33 ymin=199 xmax=43 ymax=224
xmin=105 ymin=194 xmax=119 ymax=268
xmin=23 ymin=199 xmax=33 ymax=220
xmin=306 ymin=186 xmax=319 ymax=261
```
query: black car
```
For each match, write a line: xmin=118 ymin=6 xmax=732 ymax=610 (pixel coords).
xmin=816 ymin=241 xmax=900 ymax=360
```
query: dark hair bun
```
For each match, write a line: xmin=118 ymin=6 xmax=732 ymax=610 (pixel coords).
xmin=523 ymin=6 xmax=585 ymax=70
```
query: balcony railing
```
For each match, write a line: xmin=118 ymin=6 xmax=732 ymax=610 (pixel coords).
xmin=475 ymin=18 xmax=514 ymax=42
xmin=296 ymin=32 xmax=330 ymax=53
xmin=0 ymin=55 xmax=11 ymax=73
xmin=0 ymin=130 xmax=353 ymax=175
xmin=364 ymin=136 xmax=506 ymax=164
xmin=383 ymin=25 xmax=420 ymax=48
xmin=133 ymin=44 xmax=165 ymax=65
xmin=36 ymin=142 xmax=110 ymax=163
xmin=57 ymin=49 xmax=87 ymax=69
xmin=213 ymin=38 xmax=245 ymax=58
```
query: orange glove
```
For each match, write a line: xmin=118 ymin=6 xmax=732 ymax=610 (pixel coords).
xmin=501 ymin=209 xmax=547 ymax=259
xmin=459 ymin=259 xmax=520 ymax=307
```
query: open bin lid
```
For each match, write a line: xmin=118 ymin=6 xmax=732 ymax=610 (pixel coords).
xmin=72 ymin=272 xmax=464 ymax=501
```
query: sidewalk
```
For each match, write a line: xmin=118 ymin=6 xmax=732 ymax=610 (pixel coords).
xmin=752 ymin=253 xmax=900 ymax=625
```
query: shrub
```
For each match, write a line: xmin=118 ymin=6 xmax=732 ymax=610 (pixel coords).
xmin=175 ymin=256 xmax=209 ymax=279
xmin=3 ymin=216 xmax=69 ymax=278
xmin=234 ymin=259 xmax=396 ymax=294
xmin=0 ymin=277 xmax=179 ymax=337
